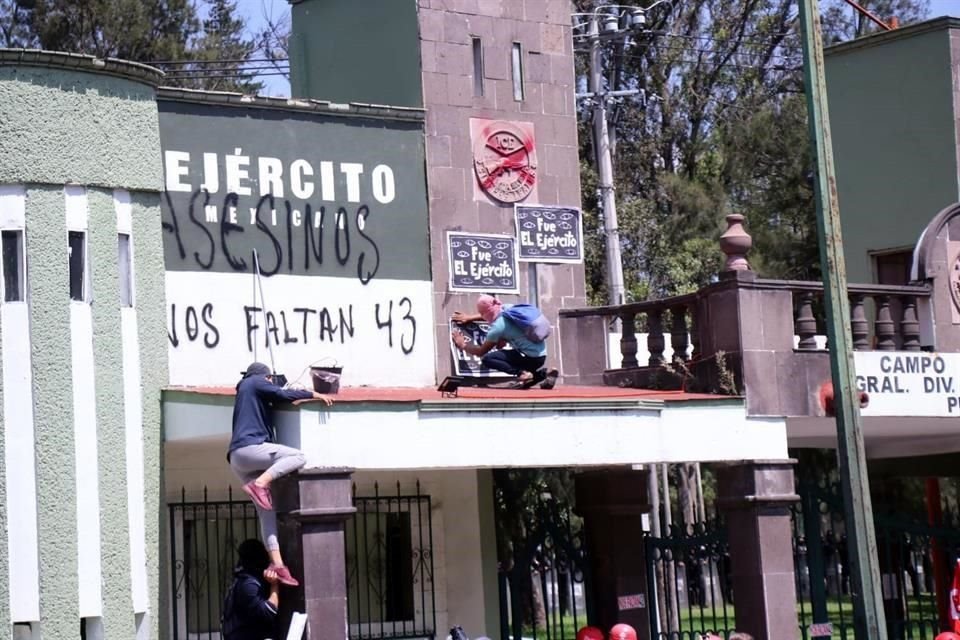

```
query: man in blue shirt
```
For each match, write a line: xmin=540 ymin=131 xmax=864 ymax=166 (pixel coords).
xmin=452 ymin=295 xmax=558 ymax=389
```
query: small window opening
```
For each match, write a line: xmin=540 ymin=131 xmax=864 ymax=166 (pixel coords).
xmin=118 ymin=233 xmax=133 ymax=307
xmin=472 ymin=37 xmax=484 ymax=97
xmin=68 ymin=230 xmax=87 ymax=302
xmin=511 ymin=42 xmax=524 ymax=101
xmin=2 ymin=229 xmax=25 ymax=302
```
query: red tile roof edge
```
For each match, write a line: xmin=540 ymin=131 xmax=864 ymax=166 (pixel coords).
xmin=163 ymin=385 xmax=730 ymax=404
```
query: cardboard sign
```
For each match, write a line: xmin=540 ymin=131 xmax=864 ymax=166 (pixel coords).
xmin=447 ymin=232 xmax=518 ymax=293
xmin=515 ymin=205 xmax=583 ymax=263
xmin=450 ymin=320 xmax=510 ymax=377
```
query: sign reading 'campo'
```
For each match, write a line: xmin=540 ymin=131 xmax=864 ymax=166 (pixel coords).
xmin=855 ymin=352 xmax=960 ymax=416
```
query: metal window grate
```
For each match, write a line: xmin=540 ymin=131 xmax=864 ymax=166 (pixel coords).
xmin=167 ymin=484 xmax=436 ymax=640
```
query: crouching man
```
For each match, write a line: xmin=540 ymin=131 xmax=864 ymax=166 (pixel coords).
xmin=452 ymin=294 xmax=558 ymax=389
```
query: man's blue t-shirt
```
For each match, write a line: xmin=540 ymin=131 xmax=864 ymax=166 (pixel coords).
xmin=484 ymin=306 xmax=547 ymax=358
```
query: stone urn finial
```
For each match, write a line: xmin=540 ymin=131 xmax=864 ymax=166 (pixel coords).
xmin=719 ymin=213 xmax=752 ymax=272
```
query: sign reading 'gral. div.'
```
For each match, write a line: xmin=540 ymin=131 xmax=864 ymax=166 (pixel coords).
xmin=515 ymin=204 xmax=583 ymax=263
xmin=855 ymin=351 xmax=960 ymax=416
xmin=447 ymin=232 xmax=519 ymax=294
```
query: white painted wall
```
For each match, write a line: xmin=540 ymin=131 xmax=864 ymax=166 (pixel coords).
xmin=165 ymin=272 xmax=436 ymax=388
xmin=293 ymin=402 xmax=786 ymax=469
xmin=165 ymin=396 xmax=788 ymax=468
xmin=66 ymin=186 xmax=103 ymax=617
xmin=0 ymin=186 xmax=40 ymax=622
xmin=117 ymin=189 xmax=150 ymax=615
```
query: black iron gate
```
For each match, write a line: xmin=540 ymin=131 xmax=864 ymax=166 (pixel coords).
xmin=168 ymin=484 xmax=436 ymax=640
xmin=497 ymin=496 xmax=588 ymax=640
xmin=792 ymin=479 xmax=960 ymax=640
xmin=644 ymin=521 xmax=735 ymax=640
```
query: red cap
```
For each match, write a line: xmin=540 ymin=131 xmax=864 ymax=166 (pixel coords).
xmin=576 ymin=627 xmax=604 ymax=640
xmin=609 ymin=624 xmax=637 ymax=640
xmin=935 ymin=633 xmax=960 ymax=640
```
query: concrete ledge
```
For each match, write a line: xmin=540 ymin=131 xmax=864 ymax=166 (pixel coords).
xmin=0 ymin=48 xmax=164 ymax=87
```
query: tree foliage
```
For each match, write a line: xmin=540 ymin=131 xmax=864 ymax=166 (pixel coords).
xmin=0 ymin=0 xmax=264 ymax=93
xmin=176 ymin=0 xmax=262 ymax=93
xmin=575 ymin=0 xmax=929 ymax=304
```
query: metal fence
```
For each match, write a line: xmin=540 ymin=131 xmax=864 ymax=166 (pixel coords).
xmin=645 ymin=521 xmax=735 ymax=640
xmin=498 ymin=500 xmax=588 ymax=640
xmin=347 ymin=482 xmax=436 ymax=640
xmin=792 ymin=479 xmax=960 ymax=640
xmin=168 ymin=483 xmax=436 ymax=640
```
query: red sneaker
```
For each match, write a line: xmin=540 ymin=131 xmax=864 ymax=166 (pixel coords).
xmin=242 ymin=481 xmax=273 ymax=511
xmin=269 ymin=564 xmax=300 ymax=587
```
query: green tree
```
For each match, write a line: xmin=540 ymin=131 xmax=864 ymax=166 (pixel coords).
xmin=575 ymin=0 xmax=930 ymax=302
xmin=177 ymin=0 xmax=263 ymax=93
xmin=1 ymin=0 xmax=198 ymax=62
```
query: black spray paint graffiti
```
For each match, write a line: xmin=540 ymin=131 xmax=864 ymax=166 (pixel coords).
xmin=168 ymin=303 xmax=220 ymax=348
xmin=167 ymin=299 xmax=416 ymax=354
xmin=162 ymin=190 xmax=381 ymax=283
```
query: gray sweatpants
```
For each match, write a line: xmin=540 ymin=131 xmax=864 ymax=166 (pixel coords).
xmin=229 ymin=442 xmax=306 ymax=551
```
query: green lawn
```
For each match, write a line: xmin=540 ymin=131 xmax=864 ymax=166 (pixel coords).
xmin=517 ymin=598 xmax=944 ymax=640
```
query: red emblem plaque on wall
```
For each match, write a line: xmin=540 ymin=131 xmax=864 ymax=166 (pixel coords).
xmin=471 ymin=119 xmax=537 ymax=203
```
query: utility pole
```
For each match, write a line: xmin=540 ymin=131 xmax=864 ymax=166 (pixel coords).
xmin=797 ymin=1 xmax=887 ymax=638
xmin=586 ymin=13 xmax=627 ymax=309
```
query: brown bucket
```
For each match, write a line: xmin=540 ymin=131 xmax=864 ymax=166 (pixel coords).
xmin=310 ymin=365 xmax=343 ymax=394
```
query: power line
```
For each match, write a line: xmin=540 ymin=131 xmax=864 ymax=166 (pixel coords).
xmin=163 ymin=71 xmax=290 ymax=80
xmin=146 ymin=56 xmax=290 ymax=65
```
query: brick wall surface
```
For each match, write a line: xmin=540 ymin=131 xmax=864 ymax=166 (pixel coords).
xmin=419 ymin=0 xmax=588 ymax=379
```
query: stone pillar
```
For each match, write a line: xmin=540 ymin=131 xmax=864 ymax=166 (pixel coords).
xmin=559 ymin=312 xmax=610 ymax=385
xmin=716 ymin=460 xmax=799 ymax=640
xmin=274 ymin=467 xmax=356 ymax=640
xmin=575 ymin=469 xmax=652 ymax=640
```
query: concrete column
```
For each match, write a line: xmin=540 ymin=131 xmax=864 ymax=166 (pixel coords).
xmin=716 ymin=460 xmax=799 ymax=640
xmin=575 ymin=469 xmax=652 ymax=640
xmin=275 ymin=467 xmax=356 ymax=640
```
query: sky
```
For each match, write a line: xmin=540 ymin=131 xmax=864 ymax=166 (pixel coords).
xmin=234 ymin=0 xmax=960 ymax=98
xmin=235 ymin=0 xmax=291 ymax=96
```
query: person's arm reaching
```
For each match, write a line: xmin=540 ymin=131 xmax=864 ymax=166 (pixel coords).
xmin=452 ymin=311 xmax=483 ymax=324
xmin=254 ymin=377 xmax=334 ymax=406
xmin=264 ymin=569 xmax=280 ymax=610
xmin=452 ymin=330 xmax=497 ymax=357
xmin=233 ymin=575 xmax=278 ymax=626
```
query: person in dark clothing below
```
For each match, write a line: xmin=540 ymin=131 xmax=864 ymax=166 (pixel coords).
xmin=222 ymin=539 xmax=280 ymax=640
xmin=229 ymin=362 xmax=334 ymax=587
xmin=452 ymin=295 xmax=558 ymax=389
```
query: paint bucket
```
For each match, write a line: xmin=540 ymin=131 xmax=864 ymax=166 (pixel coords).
xmin=310 ymin=364 xmax=342 ymax=394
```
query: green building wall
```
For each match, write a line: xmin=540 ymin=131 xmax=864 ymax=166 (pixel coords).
xmin=290 ymin=0 xmax=423 ymax=106
xmin=825 ymin=18 xmax=960 ymax=283
xmin=0 ymin=51 xmax=168 ymax=639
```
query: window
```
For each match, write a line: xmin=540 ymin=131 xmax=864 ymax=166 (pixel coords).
xmin=68 ymin=230 xmax=87 ymax=302
xmin=1 ymin=229 xmax=24 ymax=302
xmin=872 ymin=249 xmax=913 ymax=285
xmin=118 ymin=233 xmax=133 ymax=307
xmin=472 ymin=37 xmax=484 ymax=97
xmin=346 ymin=492 xmax=435 ymax=639
xmin=511 ymin=42 xmax=524 ymax=101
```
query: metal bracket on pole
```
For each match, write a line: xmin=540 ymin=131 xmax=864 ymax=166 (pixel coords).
xmin=797 ymin=1 xmax=887 ymax=637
